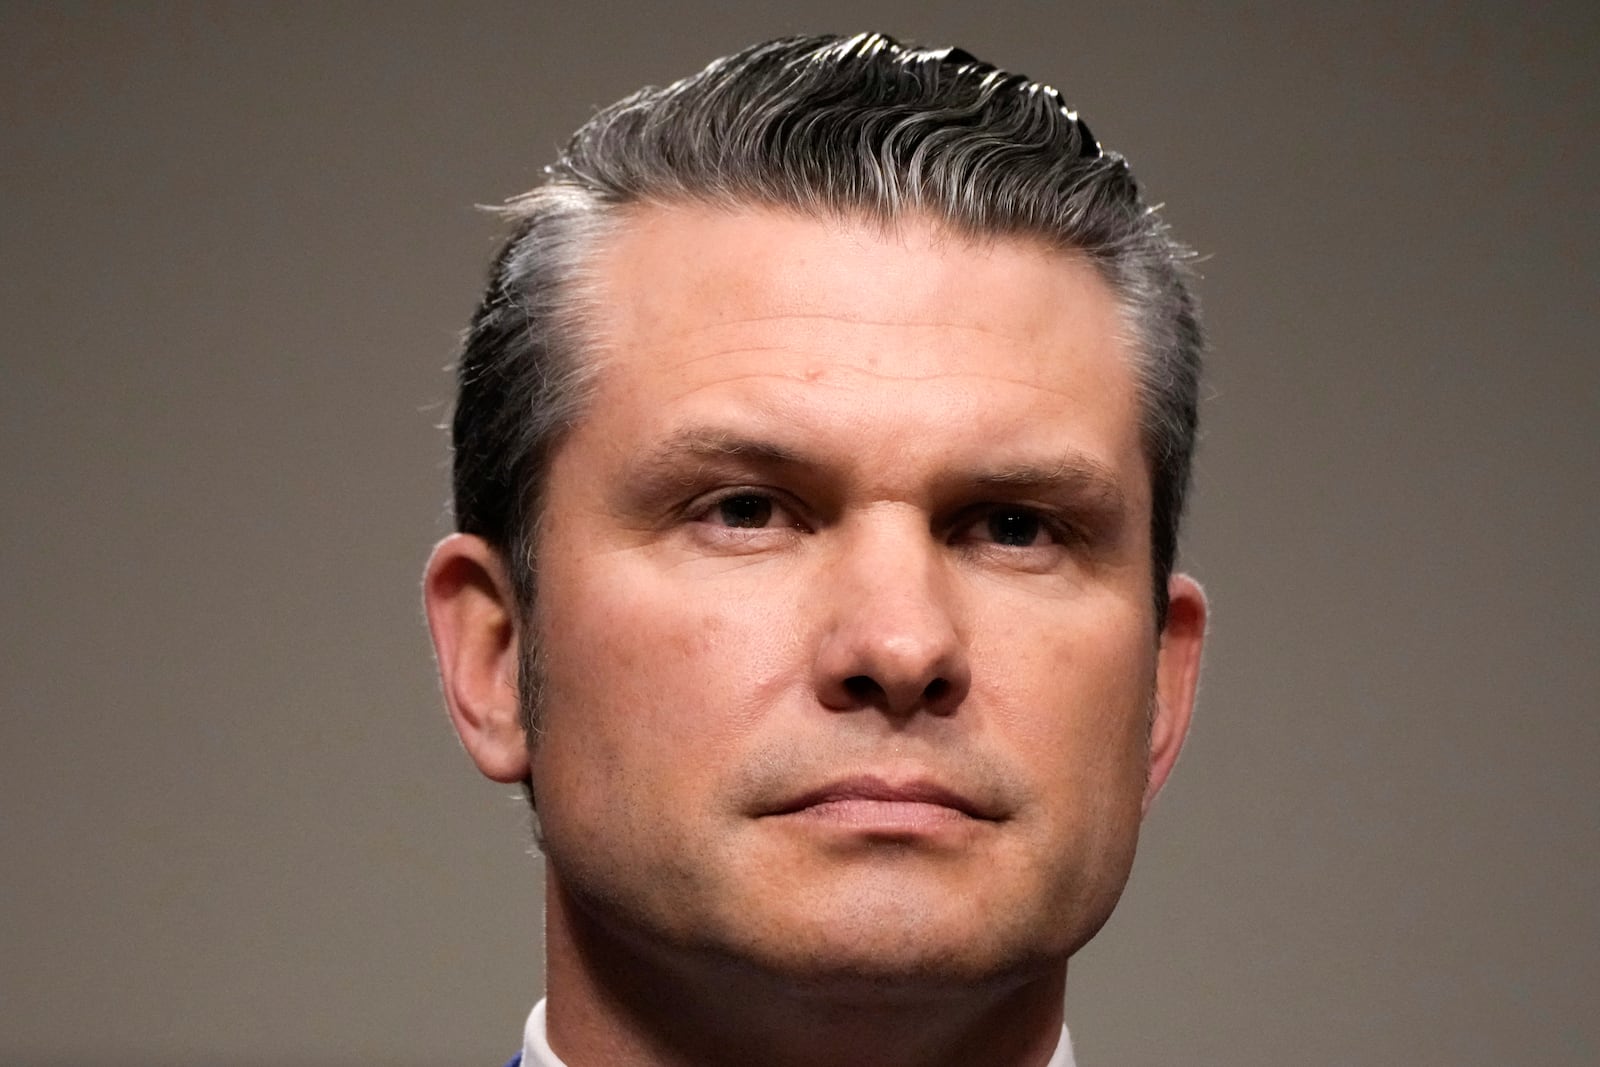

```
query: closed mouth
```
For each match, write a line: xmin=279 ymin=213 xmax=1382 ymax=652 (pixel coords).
xmin=766 ymin=774 xmax=1002 ymax=822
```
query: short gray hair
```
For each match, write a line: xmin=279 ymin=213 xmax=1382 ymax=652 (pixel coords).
xmin=450 ymin=33 xmax=1204 ymax=734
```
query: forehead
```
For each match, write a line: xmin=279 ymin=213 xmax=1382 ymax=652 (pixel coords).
xmin=574 ymin=203 xmax=1145 ymax=503
xmin=590 ymin=203 xmax=1127 ymax=365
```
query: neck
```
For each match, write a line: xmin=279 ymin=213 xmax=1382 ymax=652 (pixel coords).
xmin=541 ymin=875 xmax=1068 ymax=1067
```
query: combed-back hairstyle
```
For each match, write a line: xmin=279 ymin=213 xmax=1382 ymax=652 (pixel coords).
xmin=452 ymin=33 xmax=1204 ymax=731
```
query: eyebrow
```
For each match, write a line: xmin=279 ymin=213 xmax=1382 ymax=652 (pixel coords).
xmin=636 ymin=427 xmax=808 ymax=473
xmin=618 ymin=425 xmax=1128 ymax=519
xmin=961 ymin=458 xmax=1127 ymax=514
xmin=611 ymin=428 xmax=808 ymax=516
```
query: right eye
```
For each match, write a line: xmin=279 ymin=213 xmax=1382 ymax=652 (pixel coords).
xmin=689 ymin=489 xmax=809 ymax=536
xmin=709 ymin=493 xmax=776 ymax=528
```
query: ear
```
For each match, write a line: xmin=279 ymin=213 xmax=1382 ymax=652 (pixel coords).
xmin=422 ymin=533 xmax=530 ymax=783
xmin=1143 ymin=572 xmax=1207 ymax=813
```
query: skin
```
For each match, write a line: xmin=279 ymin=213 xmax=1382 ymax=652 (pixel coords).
xmin=425 ymin=205 xmax=1207 ymax=1067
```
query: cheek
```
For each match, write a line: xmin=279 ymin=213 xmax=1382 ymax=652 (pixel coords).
xmin=973 ymin=596 xmax=1156 ymax=782
xmin=533 ymin=554 xmax=801 ymax=784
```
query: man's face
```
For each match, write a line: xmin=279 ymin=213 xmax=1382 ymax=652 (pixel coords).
xmin=527 ymin=205 xmax=1195 ymax=988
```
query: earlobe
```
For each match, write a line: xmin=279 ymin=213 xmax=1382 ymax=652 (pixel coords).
xmin=1144 ymin=573 xmax=1207 ymax=813
xmin=422 ymin=533 xmax=531 ymax=784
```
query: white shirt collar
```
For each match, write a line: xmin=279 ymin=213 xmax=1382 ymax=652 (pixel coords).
xmin=521 ymin=997 xmax=1076 ymax=1066
xmin=521 ymin=999 xmax=565 ymax=1066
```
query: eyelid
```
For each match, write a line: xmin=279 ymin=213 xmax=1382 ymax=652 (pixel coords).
xmin=948 ymin=502 xmax=1083 ymax=548
xmin=687 ymin=485 xmax=812 ymax=532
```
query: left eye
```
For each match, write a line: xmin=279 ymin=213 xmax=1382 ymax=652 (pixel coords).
xmin=986 ymin=507 xmax=1046 ymax=546
xmin=959 ymin=506 xmax=1056 ymax=548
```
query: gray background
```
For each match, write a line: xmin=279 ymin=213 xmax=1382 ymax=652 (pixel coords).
xmin=3 ymin=3 xmax=1595 ymax=1065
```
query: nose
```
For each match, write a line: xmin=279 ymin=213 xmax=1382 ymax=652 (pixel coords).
xmin=811 ymin=515 xmax=971 ymax=717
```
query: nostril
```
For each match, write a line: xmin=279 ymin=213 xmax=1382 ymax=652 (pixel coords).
xmin=834 ymin=673 xmax=955 ymax=713
xmin=844 ymin=675 xmax=881 ymax=701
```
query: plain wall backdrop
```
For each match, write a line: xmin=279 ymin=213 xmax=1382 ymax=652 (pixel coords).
xmin=2 ymin=3 xmax=1595 ymax=1065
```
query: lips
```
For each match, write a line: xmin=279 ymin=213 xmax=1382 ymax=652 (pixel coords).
xmin=765 ymin=774 xmax=1002 ymax=822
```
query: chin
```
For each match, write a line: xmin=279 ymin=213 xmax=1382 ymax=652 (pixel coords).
xmin=700 ymin=894 xmax=1083 ymax=999
xmin=793 ymin=853 xmax=1128 ymax=978
xmin=722 ymin=936 xmax=1062 ymax=1007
